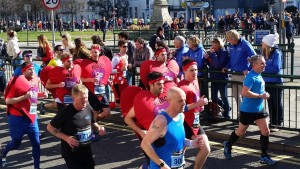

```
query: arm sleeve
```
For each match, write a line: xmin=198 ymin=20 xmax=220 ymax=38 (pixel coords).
xmin=111 ymin=56 xmax=120 ymax=73
xmin=243 ymin=75 xmax=254 ymax=89
xmin=264 ymin=51 xmax=281 ymax=74
xmin=50 ymin=108 xmax=67 ymax=129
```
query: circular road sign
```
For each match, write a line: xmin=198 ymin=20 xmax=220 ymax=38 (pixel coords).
xmin=42 ymin=0 xmax=60 ymax=10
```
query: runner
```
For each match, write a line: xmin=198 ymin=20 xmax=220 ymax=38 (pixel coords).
xmin=141 ymin=87 xmax=203 ymax=169
xmin=223 ymin=55 xmax=276 ymax=165
xmin=46 ymin=53 xmax=81 ymax=110
xmin=78 ymin=44 xmax=112 ymax=121
xmin=47 ymin=84 xmax=106 ymax=169
xmin=177 ymin=58 xmax=210 ymax=169
xmin=2 ymin=62 xmax=47 ymax=169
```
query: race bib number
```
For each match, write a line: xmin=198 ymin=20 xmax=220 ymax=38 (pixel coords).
xmin=29 ymin=104 xmax=37 ymax=114
xmin=171 ymin=152 xmax=185 ymax=168
xmin=75 ymin=127 xmax=92 ymax=143
xmin=94 ymin=85 xmax=105 ymax=95
xmin=193 ymin=112 xmax=200 ymax=127
xmin=63 ymin=95 xmax=73 ymax=104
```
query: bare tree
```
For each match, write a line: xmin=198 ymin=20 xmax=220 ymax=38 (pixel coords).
xmin=60 ymin=0 xmax=78 ymax=31
xmin=88 ymin=0 xmax=129 ymax=18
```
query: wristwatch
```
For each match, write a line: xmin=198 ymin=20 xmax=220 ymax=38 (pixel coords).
xmin=159 ymin=161 xmax=165 ymax=167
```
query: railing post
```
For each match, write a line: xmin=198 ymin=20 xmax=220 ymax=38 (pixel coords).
xmin=202 ymin=68 xmax=210 ymax=122
xmin=113 ymin=29 xmax=116 ymax=47
xmin=290 ymin=39 xmax=295 ymax=82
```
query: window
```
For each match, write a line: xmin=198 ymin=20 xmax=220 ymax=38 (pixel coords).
xmin=135 ymin=7 xmax=138 ymax=18
xmin=146 ymin=0 xmax=149 ymax=9
xmin=129 ymin=7 xmax=133 ymax=18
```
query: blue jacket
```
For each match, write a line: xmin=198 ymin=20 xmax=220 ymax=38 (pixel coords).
xmin=226 ymin=38 xmax=256 ymax=72
xmin=263 ymin=47 xmax=283 ymax=83
xmin=186 ymin=44 xmax=206 ymax=77
xmin=13 ymin=63 xmax=41 ymax=77
xmin=206 ymin=48 xmax=229 ymax=80
xmin=175 ymin=44 xmax=189 ymax=77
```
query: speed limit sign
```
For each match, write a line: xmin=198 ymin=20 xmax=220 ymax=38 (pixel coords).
xmin=42 ymin=0 xmax=60 ymax=10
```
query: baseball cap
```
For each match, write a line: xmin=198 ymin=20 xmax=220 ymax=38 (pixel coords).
xmin=22 ymin=50 xmax=33 ymax=57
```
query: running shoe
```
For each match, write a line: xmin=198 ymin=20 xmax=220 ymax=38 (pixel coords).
xmin=223 ymin=141 xmax=232 ymax=159
xmin=39 ymin=102 xmax=46 ymax=115
xmin=260 ymin=155 xmax=276 ymax=165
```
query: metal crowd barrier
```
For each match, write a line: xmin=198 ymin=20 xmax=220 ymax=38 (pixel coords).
xmin=199 ymin=69 xmax=300 ymax=130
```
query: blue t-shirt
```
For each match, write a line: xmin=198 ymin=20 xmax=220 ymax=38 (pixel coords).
xmin=150 ymin=112 xmax=185 ymax=169
xmin=240 ymin=70 xmax=265 ymax=113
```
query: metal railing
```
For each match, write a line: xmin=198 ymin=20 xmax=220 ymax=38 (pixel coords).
xmin=1 ymin=55 xmax=299 ymax=130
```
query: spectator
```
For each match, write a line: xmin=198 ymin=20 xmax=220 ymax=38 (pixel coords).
xmin=133 ymin=37 xmax=153 ymax=67
xmin=73 ymin=38 xmax=90 ymax=60
xmin=223 ymin=30 xmax=256 ymax=113
xmin=204 ymin=37 xmax=230 ymax=118
xmin=48 ymin=45 xmax=64 ymax=67
xmin=187 ymin=18 xmax=195 ymax=30
xmin=118 ymin=32 xmax=136 ymax=85
xmin=36 ymin=34 xmax=54 ymax=67
xmin=149 ymin=26 xmax=165 ymax=52
xmin=111 ymin=40 xmax=129 ymax=104
xmin=95 ymin=19 xmax=100 ymax=31
xmin=13 ymin=50 xmax=41 ymax=77
xmin=285 ymin=17 xmax=294 ymax=44
xmin=218 ymin=17 xmax=226 ymax=34
xmin=61 ymin=32 xmax=75 ymax=55
xmin=7 ymin=30 xmax=22 ymax=70
xmin=177 ymin=19 xmax=185 ymax=36
xmin=100 ymin=17 xmax=108 ymax=42
xmin=261 ymin=33 xmax=283 ymax=129
xmin=91 ymin=35 xmax=113 ymax=60
xmin=185 ymin=35 xmax=206 ymax=95
xmin=0 ymin=38 xmax=7 ymax=57
xmin=243 ymin=16 xmax=254 ymax=42
xmin=162 ymin=21 xmax=171 ymax=40
xmin=173 ymin=35 xmax=189 ymax=78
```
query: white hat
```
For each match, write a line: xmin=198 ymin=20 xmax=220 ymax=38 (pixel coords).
xmin=262 ymin=33 xmax=279 ymax=47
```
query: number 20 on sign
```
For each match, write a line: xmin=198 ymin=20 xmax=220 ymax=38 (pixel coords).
xmin=42 ymin=0 xmax=60 ymax=10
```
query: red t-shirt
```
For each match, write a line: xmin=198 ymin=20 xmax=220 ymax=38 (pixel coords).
xmin=48 ymin=65 xmax=81 ymax=103
xmin=134 ymin=90 xmax=169 ymax=130
xmin=177 ymin=79 xmax=201 ymax=127
xmin=78 ymin=57 xmax=112 ymax=93
xmin=5 ymin=75 xmax=39 ymax=123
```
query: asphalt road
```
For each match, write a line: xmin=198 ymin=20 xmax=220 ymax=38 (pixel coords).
xmin=1 ymin=109 xmax=300 ymax=169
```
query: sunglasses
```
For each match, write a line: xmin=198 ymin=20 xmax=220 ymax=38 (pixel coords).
xmin=122 ymin=46 xmax=128 ymax=48
xmin=24 ymin=54 xmax=32 ymax=57
xmin=59 ymin=48 xmax=65 ymax=51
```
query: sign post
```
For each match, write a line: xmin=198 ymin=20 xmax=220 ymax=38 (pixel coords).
xmin=24 ymin=4 xmax=31 ymax=46
xmin=42 ymin=0 xmax=60 ymax=47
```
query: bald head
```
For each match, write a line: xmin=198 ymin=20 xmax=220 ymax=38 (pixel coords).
xmin=167 ymin=87 xmax=186 ymax=114
xmin=167 ymin=87 xmax=186 ymax=100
